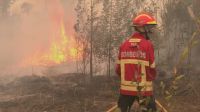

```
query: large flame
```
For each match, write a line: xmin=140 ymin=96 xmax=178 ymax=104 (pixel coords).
xmin=17 ymin=0 xmax=82 ymax=67
xmin=20 ymin=22 xmax=82 ymax=67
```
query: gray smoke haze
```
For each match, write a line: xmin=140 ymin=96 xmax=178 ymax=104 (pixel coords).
xmin=0 ymin=0 xmax=76 ymax=76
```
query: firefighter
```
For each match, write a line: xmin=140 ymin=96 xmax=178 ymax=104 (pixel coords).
xmin=116 ymin=13 xmax=157 ymax=112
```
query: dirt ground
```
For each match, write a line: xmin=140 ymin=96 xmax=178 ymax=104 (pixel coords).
xmin=0 ymin=74 xmax=119 ymax=112
xmin=0 ymin=73 xmax=199 ymax=112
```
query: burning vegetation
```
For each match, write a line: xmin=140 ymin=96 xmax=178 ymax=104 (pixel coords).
xmin=20 ymin=22 xmax=82 ymax=67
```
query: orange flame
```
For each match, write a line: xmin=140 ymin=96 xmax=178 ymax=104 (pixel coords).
xmin=19 ymin=0 xmax=82 ymax=67
xmin=20 ymin=22 xmax=82 ymax=67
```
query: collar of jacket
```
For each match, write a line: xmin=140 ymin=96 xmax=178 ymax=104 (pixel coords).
xmin=131 ymin=32 xmax=146 ymax=40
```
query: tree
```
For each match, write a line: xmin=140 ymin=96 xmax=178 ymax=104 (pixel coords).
xmin=74 ymin=0 xmax=89 ymax=78
xmin=74 ymin=0 xmax=101 ymax=80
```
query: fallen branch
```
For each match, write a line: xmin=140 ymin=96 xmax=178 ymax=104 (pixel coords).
xmin=155 ymin=99 xmax=168 ymax=112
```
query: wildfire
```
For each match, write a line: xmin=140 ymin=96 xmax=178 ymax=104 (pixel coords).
xmin=20 ymin=22 xmax=82 ymax=67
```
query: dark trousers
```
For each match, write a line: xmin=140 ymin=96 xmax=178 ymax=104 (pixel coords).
xmin=118 ymin=94 xmax=157 ymax=112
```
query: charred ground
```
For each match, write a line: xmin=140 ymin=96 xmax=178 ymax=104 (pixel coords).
xmin=0 ymin=71 xmax=199 ymax=112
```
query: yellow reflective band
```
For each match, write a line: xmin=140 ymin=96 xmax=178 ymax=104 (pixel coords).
xmin=141 ymin=64 xmax=146 ymax=82
xmin=129 ymin=39 xmax=141 ymax=43
xmin=117 ymin=59 xmax=149 ymax=66
xmin=121 ymin=85 xmax=153 ymax=91
xmin=147 ymin=21 xmax=157 ymax=24
xmin=150 ymin=61 xmax=156 ymax=68
xmin=121 ymin=81 xmax=152 ymax=87
xmin=121 ymin=62 xmax=125 ymax=82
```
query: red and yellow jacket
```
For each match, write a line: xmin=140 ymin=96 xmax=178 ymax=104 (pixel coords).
xmin=116 ymin=33 xmax=156 ymax=96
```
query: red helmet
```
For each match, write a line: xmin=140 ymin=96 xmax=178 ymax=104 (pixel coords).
xmin=133 ymin=13 xmax=157 ymax=26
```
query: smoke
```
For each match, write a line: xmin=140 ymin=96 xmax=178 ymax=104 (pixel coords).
xmin=0 ymin=0 xmax=76 ymax=75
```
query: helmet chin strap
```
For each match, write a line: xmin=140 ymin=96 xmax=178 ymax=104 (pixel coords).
xmin=144 ymin=26 xmax=150 ymax=40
